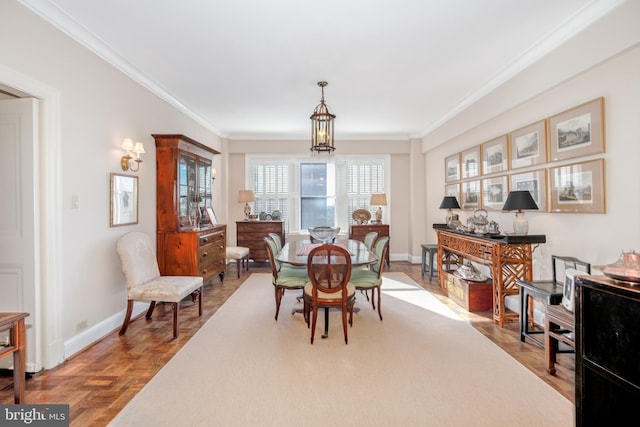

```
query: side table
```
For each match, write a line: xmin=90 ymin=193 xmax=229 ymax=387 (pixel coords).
xmin=517 ymin=280 xmax=563 ymax=347
xmin=0 ymin=312 xmax=29 ymax=403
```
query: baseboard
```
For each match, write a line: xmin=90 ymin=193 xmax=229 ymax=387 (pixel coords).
xmin=63 ymin=301 xmax=149 ymax=360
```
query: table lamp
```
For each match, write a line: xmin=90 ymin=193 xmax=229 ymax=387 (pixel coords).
xmin=502 ymin=190 xmax=538 ymax=235
xmin=238 ymin=190 xmax=255 ymax=220
xmin=439 ymin=196 xmax=461 ymax=225
xmin=370 ymin=193 xmax=387 ymax=223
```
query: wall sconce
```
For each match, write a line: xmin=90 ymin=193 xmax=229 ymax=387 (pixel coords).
xmin=212 ymin=167 xmax=217 ymax=182
xmin=120 ymin=138 xmax=145 ymax=172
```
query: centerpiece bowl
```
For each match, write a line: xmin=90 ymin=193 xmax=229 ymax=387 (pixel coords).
xmin=308 ymin=226 xmax=340 ymax=243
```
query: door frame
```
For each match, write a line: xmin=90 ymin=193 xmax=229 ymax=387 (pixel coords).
xmin=0 ymin=64 xmax=63 ymax=369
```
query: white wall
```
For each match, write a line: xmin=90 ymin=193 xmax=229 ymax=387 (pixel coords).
xmin=424 ymin=44 xmax=640 ymax=279
xmin=1 ymin=1 xmax=222 ymax=366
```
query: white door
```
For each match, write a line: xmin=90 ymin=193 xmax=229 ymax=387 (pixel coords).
xmin=0 ymin=97 xmax=40 ymax=372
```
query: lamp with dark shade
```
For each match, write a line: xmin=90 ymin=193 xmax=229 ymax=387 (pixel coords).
xmin=502 ymin=190 xmax=538 ymax=235
xmin=439 ymin=196 xmax=461 ymax=225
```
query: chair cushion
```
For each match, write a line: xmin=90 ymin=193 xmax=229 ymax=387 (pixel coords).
xmin=226 ymin=246 xmax=250 ymax=259
xmin=304 ymin=282 xmax=356 ymax=300
xmin=127 ymin=276 xmax=203 ymax=303
xmin=274 ymin=269 xmax=309 ymax=287
xmin=349 ymin=269 xmax=382 ymax=288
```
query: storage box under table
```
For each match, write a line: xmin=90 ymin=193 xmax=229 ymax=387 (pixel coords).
xmin=443 ymin=271 xmax=492 ymax=312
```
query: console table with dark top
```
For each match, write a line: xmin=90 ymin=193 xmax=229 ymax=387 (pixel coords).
xmin=0 ymin=312 xmax=29 ymax=403
xmin=436 ymin=230 xmax=546 ymax=326
xmin=516 ymin=280 xmax=563 ymax=347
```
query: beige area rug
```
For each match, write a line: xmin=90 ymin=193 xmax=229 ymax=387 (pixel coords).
xmin=110 ymin=273 xmax=573 ymax=427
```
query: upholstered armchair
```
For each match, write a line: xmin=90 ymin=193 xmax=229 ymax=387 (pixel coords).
xmin=116 ymin=231 xmax=203 ymax=339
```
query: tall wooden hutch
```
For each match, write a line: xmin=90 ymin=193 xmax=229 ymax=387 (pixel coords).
xmin=153 ymin=134 xmax=226 ymax=284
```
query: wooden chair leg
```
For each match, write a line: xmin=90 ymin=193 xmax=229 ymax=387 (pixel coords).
xmin=119 ymin=300 xmax=134 ymax=336
xmin=545 ymin=317 xmax=556 ymax=375
xmin=310 ymin=307 xmax=318 ymax=344
xmin=342 ymin=307 xmax=349 ymax=344
xmin=376 ymin=286 xmax=383 ymax=321
xmin=198 ymin=286 xmax=203 ymax=316
xmin=173 ymin=302 xmax=179 ymax=339
xmin=145 ymin=301 xmax=156 ymax=319
xmin=236 ymin=259 xmax=241 ymax=278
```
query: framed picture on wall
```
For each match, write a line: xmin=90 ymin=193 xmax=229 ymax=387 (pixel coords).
xmin=110 ymin=173 xmax=138 ymax=227
xmin=460 ymin=180 xmax=481 ymax=210
xmin=481 ymin=175 xmax=508 ymax=211
xmin=445 ymin=183 xmax=460 ymax=201
xmin=548 ymin=97 xmax=605 ymax=162
xmin=510 ymin=169 xmax=548 ymax=212
xmin=549 ymin=158 xmax=605 ymax=213
xmin=481 ymin=135 xmax=508 ymax=175
xmin=461 ymin=146 xmax=481 ymax=179
xmin=445 ymin=153 xmax=460 ymax=182
xmin=509 ymin=120 xmax=548 ymax=170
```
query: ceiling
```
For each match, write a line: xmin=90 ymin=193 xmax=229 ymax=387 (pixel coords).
xmin=19 ymin=0 xmax=621 ymax=141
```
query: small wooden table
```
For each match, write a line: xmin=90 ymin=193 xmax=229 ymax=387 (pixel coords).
xmin=0 ymin=312 xmax=29 ymax=403
xmin=516 ymin=280 xmax=563 ymax=347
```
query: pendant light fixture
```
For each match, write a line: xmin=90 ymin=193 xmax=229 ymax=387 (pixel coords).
xmin=310 ymin=81 xmax=336 ymax=153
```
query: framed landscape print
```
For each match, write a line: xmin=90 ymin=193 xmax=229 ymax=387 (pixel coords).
xmin=549 ymin=158 xmax=605 ymax=213
xmin=445 ymin=183 xmax=460 ymax=202
xmin=510 ymin=169 xmax=548 ymax=212
xmin=110 ymin=173 xmax=138 ymax=226
xmin=481 ymin=135 xmax=508 ymax=175
xmin=460 ymin=146 xmax=481 ymax=180
xmin=445 ymin=153 xmax=460 ymax=182
xmin=548 ymin=97 xmax=605 ymax=162
xmin=509 ymin=120 xmax=548 ymax=170
xmin=460 ymin=180 xmax=481 ymax=210
xmin=481 ymin=175 xmax=508 ymax=211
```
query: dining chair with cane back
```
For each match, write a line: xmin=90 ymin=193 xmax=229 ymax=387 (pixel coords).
xmin=116 ymin=231 xmax=203 ymax=339
xmin=264 ymin=236 xmax=309 ymax=320
xmin=303 ymin=244 xmax=356 ymax=344
xmin=350 ymin=236 xmax=389 ymax=321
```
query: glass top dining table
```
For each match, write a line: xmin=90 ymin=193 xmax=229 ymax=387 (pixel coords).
xmin=275 ymin=236 xmax=377 ymax=267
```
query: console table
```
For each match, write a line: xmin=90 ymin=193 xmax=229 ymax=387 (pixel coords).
xmin=436 ymin=230 xmax=545 ymax=326
xmin=0 ymin=312 xmax=29 ymax=403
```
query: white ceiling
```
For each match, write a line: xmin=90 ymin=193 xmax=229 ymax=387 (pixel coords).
xmin=19 ymin=0 xmax=622 ymax=140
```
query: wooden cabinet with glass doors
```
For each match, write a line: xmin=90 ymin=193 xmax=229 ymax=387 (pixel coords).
xmin=153 ymin=134 xmax=226 ymax=284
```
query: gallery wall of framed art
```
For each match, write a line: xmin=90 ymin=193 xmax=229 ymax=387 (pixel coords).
xmin=443 ymin=96 xmax=606 ymax=214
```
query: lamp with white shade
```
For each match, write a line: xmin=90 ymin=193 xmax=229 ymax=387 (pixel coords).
xmin=370 ymin=193 xmax=387 ymax=223
xmin=238 ymin=190 xmax=255 ymax=220
xmin=502 ymin=190 xmax=538 ymax=235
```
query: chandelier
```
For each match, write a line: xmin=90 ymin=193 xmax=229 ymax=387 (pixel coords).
xmin=309 ymin=81 xmax=336 ymax=153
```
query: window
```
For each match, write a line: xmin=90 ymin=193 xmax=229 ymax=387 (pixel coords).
xmin=247 ymin=155 xmax=388 ymax=233
xmin=300 ymin=163 xmax=336 ymax=228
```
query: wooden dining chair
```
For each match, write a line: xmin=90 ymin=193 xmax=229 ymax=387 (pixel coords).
xmin=264 ymin=237 xmax=309 ymax=320
xmin=350 ymin=236 xmax=389 ymax=320
xmin=363 ymin=231 xmax=378 ymax=251
xmin=303 ymin=244 xmax=356 ymax=344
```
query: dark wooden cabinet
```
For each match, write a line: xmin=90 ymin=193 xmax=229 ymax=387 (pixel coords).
xmin=154 ymin=134 xmax=226 ymax=284
xmin=575 ymin=275 xmax=640 ymax=426
xmin=349 ymin=223 xmax=390 ymax=265
xmin=237 ymin=220 xmax=284 ymax=262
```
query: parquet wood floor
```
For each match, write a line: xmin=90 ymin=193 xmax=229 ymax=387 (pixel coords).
xmin=0 ymin=262 xmax=574 ymax=426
